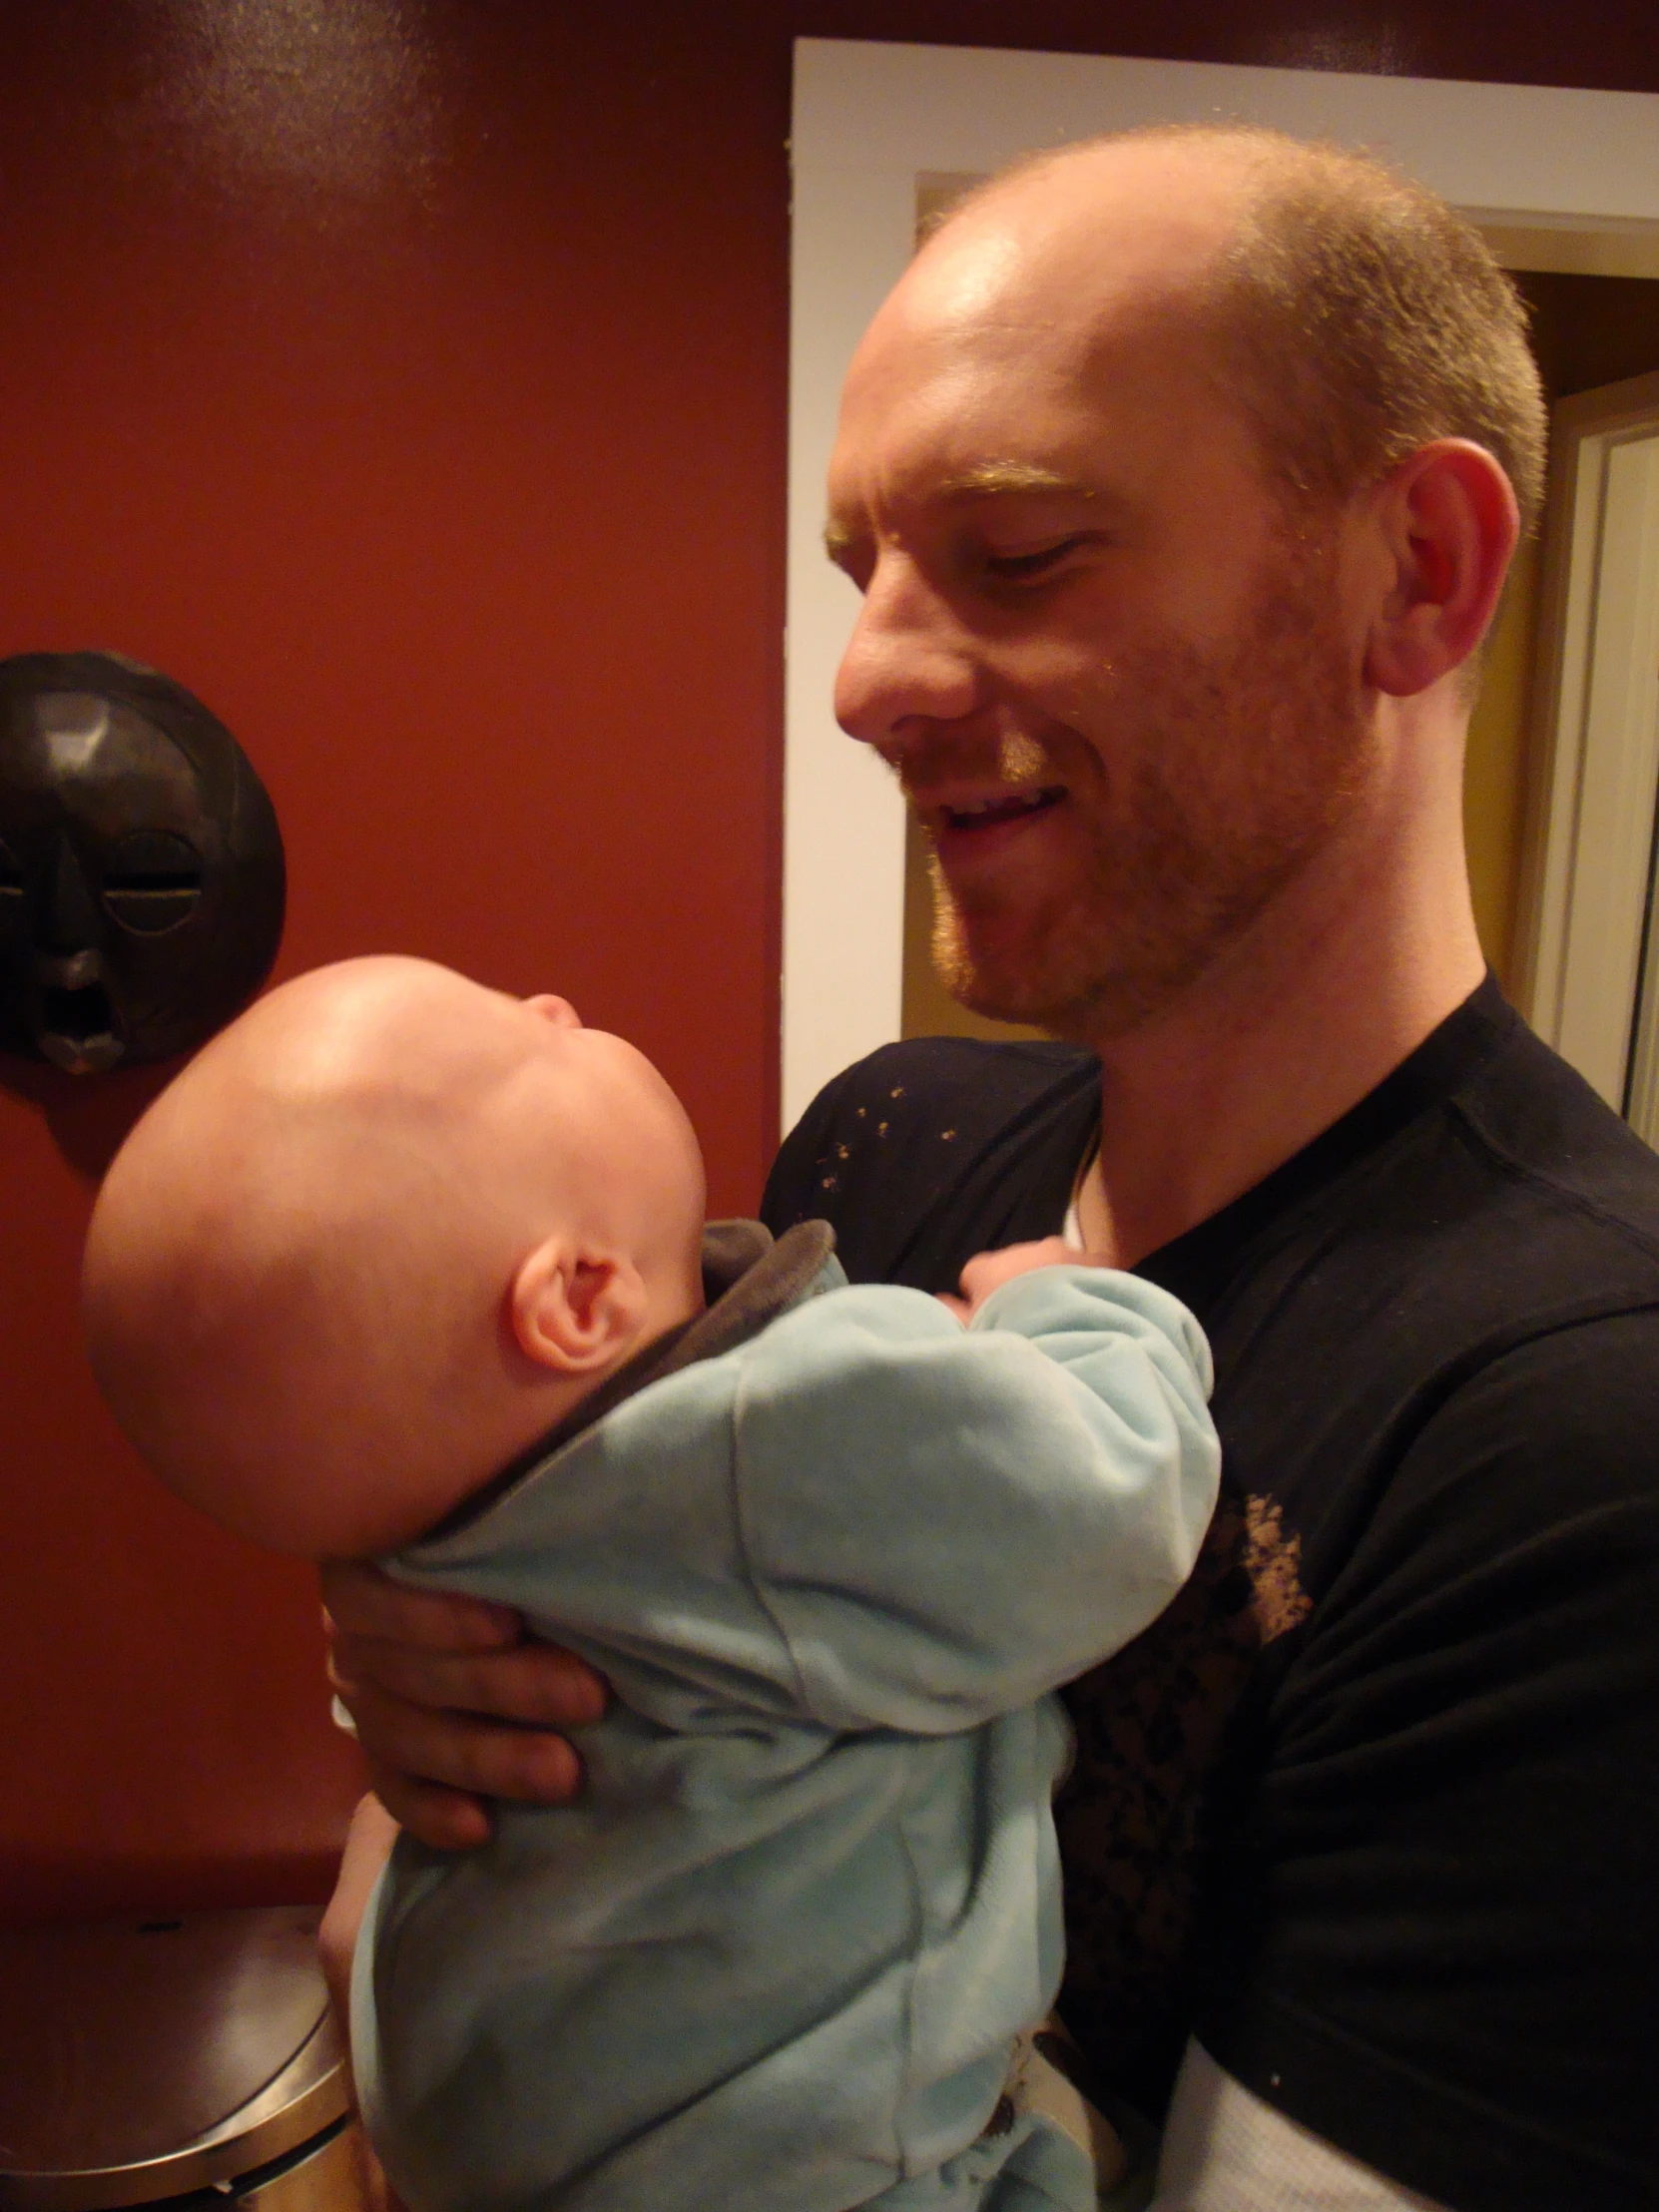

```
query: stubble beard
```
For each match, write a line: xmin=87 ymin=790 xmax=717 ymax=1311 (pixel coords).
xmin=924 ymin=540 xmax=1374 ymax=1043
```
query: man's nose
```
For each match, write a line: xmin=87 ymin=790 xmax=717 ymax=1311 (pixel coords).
xmin=833 ymin=556 xmax=981 ymax=758
xmin=38 ymin=834 xmax=102 ymax=954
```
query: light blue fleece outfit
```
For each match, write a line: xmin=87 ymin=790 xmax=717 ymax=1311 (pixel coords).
xmin=353 ymin=1226 xmax=1219 ymax=2212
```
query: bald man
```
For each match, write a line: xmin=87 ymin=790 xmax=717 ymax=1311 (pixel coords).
xmin=322 ymin=130 xmax=1659 ymax=2211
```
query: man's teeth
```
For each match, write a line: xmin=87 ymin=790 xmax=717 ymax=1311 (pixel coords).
xmin=944 ymin=788 xmax=1063 ymax=826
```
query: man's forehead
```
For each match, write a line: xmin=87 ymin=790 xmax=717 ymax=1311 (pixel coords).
xmin=905 ymin=139 xmax=1248 ymax=331
xmin=827 ymin=296 xmax=1230 ymax=541
xmin=834 ymin=156 xmax=1242 ymax=434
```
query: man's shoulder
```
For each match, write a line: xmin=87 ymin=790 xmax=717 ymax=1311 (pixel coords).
xmin=762 ymin=1035 xmax=1100 ymax=1291
xmin=1418 ymin=1025 xmax=1659 ymax=1507
xmin=1451 ymin=1011 xmax=1659 ymax=1275
xmin=1221 ymin=1000 xmax=1659 ymax=1342
xmin=1200 ymin=1009 xmax=1659 ymax=1588
xmin=1356 ymin=1009 xmax=1659 ymax=1349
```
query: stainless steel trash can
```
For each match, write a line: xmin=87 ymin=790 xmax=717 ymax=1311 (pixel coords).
xmin=0 ymin=1908 xmax=367 ymax=2210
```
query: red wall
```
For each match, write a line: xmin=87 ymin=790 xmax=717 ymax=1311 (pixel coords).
xmin=3 ymin=1 xmax=1654 ymax=1924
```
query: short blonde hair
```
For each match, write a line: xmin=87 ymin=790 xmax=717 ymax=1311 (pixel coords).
xmin=951 ymin=125 xmax=1548 ymax=535
xmin=1206 ymin=129 xmax=1547 ymax=534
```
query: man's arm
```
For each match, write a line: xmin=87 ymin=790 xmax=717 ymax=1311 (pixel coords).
xmin=321 ymin=1562 xmax=605 ymax=1846
xmin=730 ymin=1266 xmax=1219 ymax=1731
xmin=315 ymin=1237 xmax=1053 ymax=1843
xmin=322 ymin=1246 xmax=1209 ymax=1825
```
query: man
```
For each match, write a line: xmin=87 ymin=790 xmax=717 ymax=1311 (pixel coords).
xmin=321 ymin=129 xmax=1659 ymax=2209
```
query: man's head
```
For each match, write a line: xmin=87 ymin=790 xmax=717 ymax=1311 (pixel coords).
xmin=83 ymin=956 xmax=707 ymax=1556
xmin=827 ymin=127 xmax=1542 ymax=1040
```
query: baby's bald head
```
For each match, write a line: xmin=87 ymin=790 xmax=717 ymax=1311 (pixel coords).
xmin=84 ymin=957 xmax=706 ymax=1555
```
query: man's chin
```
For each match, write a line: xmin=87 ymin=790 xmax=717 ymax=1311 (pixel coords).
xmin=940 ymin=944 xmax=1205 ymax=1049
xmin=939 ymin=953 xmax=1076 ymax=1037
xmin=933 ymin=897 xmax=1186 ymax=1042
xmin=935 ymin=915 xmax=1086 ymax=1035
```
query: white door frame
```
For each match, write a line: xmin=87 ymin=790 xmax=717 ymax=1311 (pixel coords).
xmin=1515 ymin=374 xmax=1659 ymax=1116
xmin=784 ymin=35 xmax=1659 ymax=1132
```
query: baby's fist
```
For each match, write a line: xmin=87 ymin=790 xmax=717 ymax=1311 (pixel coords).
xmin=942 ymin=1236 xmax=1081 ymax=1323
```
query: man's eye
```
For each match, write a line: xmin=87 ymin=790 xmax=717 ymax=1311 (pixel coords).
xmin=984 ymin=535 xmax=1092 ymax=582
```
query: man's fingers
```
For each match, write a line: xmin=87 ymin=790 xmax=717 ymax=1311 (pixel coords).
xmin=362 ymin=1760 xmax=497 ymax=1853
xmin=320 ymin=1558 xmax=521 ymax=1653
xmin=336 ymin=1674 xmax=585 ymax=1806
xmin=329 ymin=1632 xmax=607 ymax=1731
xmin=318 ymin=1563 xmax=596 ymax=1851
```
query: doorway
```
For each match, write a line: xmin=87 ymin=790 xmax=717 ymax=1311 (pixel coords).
xmin=1512 ymin=360 xmax=1659 ymax=1131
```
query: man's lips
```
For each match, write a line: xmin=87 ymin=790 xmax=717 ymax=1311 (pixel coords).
xmin=913 ymin=785 xmax=1069 ymax=861
xmin=937 ymin=787 xmax=1067 ymax=830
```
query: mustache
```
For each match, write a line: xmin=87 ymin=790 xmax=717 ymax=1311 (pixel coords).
xmin=894 ymin=730 xmax=1059 ymax=801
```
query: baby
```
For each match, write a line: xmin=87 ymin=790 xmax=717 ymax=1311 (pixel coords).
xmin=84 ymin=954 xmax=1220 ymax=2212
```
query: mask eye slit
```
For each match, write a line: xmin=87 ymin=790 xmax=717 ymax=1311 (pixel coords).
xmin=101 ymin=830 xmax=205 ymax=935
xmin=0 ymin=837 xmax=22 ymax=935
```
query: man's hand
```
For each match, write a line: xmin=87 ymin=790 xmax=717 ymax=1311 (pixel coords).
xmin=938 ymin=1235 xmax=1089 ymax=1324
xmin=321 ymin=1560 xmax=607 ymax=1850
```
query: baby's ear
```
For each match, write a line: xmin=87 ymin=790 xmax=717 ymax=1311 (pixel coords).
xmin=510 ymin=1241 xmax=649 ymax=1375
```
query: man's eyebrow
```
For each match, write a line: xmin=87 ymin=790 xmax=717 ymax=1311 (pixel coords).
xmin=822 ymin=464 xmax=1105 ymax=563
xmin=933 ymin=461 xmax=1096 ymax=500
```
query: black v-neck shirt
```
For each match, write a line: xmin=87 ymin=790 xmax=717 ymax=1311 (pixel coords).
xmin=762 ymin=979 xmax=1659 ymax=2212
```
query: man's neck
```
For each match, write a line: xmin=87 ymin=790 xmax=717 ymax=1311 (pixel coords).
xmin=1073 ymin=761 xmax=1486 ymax=1268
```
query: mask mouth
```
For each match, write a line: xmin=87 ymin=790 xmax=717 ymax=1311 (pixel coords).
xmin=33 ymin=962 xmax=125 ymax=1074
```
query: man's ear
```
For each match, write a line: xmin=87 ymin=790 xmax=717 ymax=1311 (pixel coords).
xmin=510 ymin=1239 xmax=649 ymax=1375
xmin=1363 ymin=439 xmax=1519 ymax=699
